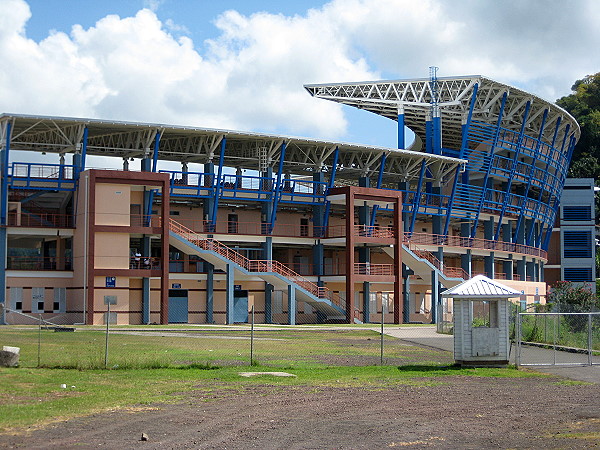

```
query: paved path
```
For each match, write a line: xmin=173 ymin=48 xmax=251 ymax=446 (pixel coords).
xmin=383 ymin=326 xmax=600 ymax=384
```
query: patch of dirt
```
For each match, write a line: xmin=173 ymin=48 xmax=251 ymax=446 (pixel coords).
xmin=1 ymin=375 xmax=598 ymax=449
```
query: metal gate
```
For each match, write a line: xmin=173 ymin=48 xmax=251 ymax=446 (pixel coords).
xmin=516 ymin=312 xmax=600 ymax=366
xmin=168 ymin=289 xmax=188 ymax=323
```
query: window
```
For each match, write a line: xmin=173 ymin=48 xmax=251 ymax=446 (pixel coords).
xmin=54 ymin=288 xmax=66 ymax=313
xmin=300 ymin=218 xmax=309 ymax=237
xmin=10 ymin=287 xmax=23 ymax=312
xmin=227 ymin=214 xmax=238 ymax=233
xmin=563 ymin=206 xmax=591 ymax=221
xmin=563 ymin=231 xmax=592 ymax=258
xmin=169 ymin=210 xmax=180 ymax=216
xmin=32 ymin=287 xmax=45 ymax=313
xmin=564 ymin=267 xmax=593 ymax=283
xmin=369 ymin=292 xmax=377 ymax=314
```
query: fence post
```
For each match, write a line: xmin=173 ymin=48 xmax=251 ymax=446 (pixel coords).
xmin=588 ymin=313 xmax=593 ymax=366
xmin=38 ymin=314 xmax=42 ymax=368
xmin=104 ymin=303 xmax=110 ymax=369
xmin=515 ymin=311 xmax=521 ymax=368
xmin=380 ymin=318 xmax=384 ymax=365
xmin=250 ymin=305 xmax=254 ymax=366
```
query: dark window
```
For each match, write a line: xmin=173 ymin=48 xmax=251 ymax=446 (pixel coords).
xmin=300 ymin=218 xmax=309 ymax=237
xmin=38 ymin=301 xmax=44 ymax=311
xmin=16 ymin=301 xmax=22 ymax=310
xmin=169 ymin=210 xmax=180 ymax=216
xmin=563 ymin=206 xmax=591 ymax=221
xmin=563 ymin=231 xmax=592 ymax=258
xmin=53 ymin=302 xmax=60 ymax=311
xmin=228 ymin=214 xmax=239 ymax=233
xmin=563 ymin=267 xmax=593 ymax=282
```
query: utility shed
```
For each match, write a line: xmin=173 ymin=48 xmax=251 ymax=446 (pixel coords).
xmin=442 ymin=275 xmax=521 ymax=367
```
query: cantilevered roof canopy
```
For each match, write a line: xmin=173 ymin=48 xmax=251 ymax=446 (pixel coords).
xmin=305 ymin=76 xmax=580 ymax=152
xmin=441 ymin=275 xmax=522 ymax=299
xmin=0 ymin=113 xmax=465 ymax=186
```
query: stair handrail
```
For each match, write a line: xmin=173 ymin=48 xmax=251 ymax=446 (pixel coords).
xmin=169 ymin=219 xmax=344 ymax=310
xmin=403 ymin=240 xmax=469 ymax=280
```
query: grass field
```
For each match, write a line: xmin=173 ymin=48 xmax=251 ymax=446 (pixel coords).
xmin=0 ymin=326 xmax=544 ymax=433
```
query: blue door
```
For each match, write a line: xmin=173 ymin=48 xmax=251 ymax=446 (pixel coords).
xmin=168 ymin=289 xmax=188 ymax=323
xmin=233 ymin=290 xmax=248 ymax=323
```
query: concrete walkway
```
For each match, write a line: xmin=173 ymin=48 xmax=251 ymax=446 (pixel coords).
xmin=383 ymin=326 xmax=600 ymax=384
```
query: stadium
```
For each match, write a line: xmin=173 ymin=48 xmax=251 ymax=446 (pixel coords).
xmin=0 ymin=74 xmax=580 ymax=325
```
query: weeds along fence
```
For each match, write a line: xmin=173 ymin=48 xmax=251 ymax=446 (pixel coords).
xmin=516 ymin=311 xmax=600 ymax=366
xmin=0 ymin=307 xmax=453 ymax=370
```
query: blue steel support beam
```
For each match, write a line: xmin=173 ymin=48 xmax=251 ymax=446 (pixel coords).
xmin=287 ymin=285 xmax=296 ymax=325
xmin=524 ymin=109 xmax=549 ymax=245
xmin=397 ymin=106 xmax=405 ymax=149
xmin=226 ymin=263 xmax=234 ymax=324
xmin=0 ymin=121 xmax=11 ymax=324
xmin=442 ymin=166 xmax=461 ymax=238
xmin=494 ymin=100 xmax=532 ymax=241
xmin=210 ymin=138 xmax=227 ymax=230
xmin=321 ymin=146 xmax=339 ymax=236
xmin=459 ymin=83 xmax=479 ymax=159
xmin=269 ymin=142 xmax=287 ymax=234
xmin=80 ymin=126 xmax=88 ymax=176
xmin=376 ymin=152 xmax=387 ymax=189
xmin=425 ymin=114 xmax=433 ymax=154
xmin=151 ymin=131 xmax=161 ymax=173
xmin=432 ymin=111 xmax=442 ymax=155
xmin=470 ymin=92 xmax=507 ymax=238
xmin=409 ymin=159 xmax=427 ymax=236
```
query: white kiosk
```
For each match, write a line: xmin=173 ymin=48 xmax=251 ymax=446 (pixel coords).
xmin=442 ymin=275 xmax=521 ymax=367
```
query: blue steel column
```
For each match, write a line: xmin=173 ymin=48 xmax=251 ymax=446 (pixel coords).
xmin=494 ymin=101 xmax=531 ymax=241
xmin=206 ymin=263 xmax=214 ymax=323
xmin=203 ymin=162 xmax=215 ymax=232
xmin=264 ymin=283 xmax=273 ymax=324
xmin=226 ymin=263 xmax=234 ymax=324
xmin=320 ymin=147 xmax=338 ymax=235
xmin=432 ymin=107 xmax=442 ymax=155
xmin=269 ymin=142 xmax=287 ymax=233
xmin=425 ymin=111 xmax=433 ymax=154
xmin=460 ymin=221 xmax=472 ymax=277
xmin=287 ymin=285 xmax=296 ymax=325
xmin=502 ymin=223 xmax=513 ymax=280
xmin=409 ymin=160 xmax=427 ymax=236
xmin=397 ymin=105 xmax=405 ymax=149
xmin=0 ymin=122 xmax=11 ymax=324
xmin=312 ymin=171 xmax=325 ymax=274
xmin=210 ymin=138 xmax=227 ymax=230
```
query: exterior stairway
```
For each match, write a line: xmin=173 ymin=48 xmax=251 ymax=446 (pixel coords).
xmin=384 ymin=243 xmax=468 ymax=288
xmin=168 ymin=219 xmax=358 ymax=320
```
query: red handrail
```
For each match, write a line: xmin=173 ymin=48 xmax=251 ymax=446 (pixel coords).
xmin=169 ymin=219 xmax=345 ymax=310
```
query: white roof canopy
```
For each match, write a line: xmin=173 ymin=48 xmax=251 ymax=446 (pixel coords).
xmin=441 ymin=275 xmax=521 ymax=299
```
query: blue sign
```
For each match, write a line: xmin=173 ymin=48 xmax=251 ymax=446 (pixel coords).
xmin=106 ymin=276 xmax=116 ymax=288
xmin=172 ymin=283 xmax=182 ymax=289
xmin=234 ymin=284 xmax=242 ymax=291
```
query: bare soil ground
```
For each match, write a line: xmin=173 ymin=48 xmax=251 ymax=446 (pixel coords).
xmin=1 ymin=375 xmax=599 ymax=449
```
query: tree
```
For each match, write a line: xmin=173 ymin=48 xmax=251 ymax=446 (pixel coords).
xmin=546 ymin=281 xmax=598 ymax=312
xmin=557 ymin=73 xmax=600 ymax=163
xmin=557 ymin=73 xmax=600 ymax=221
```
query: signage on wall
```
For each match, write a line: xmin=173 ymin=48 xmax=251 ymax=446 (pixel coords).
xmin=105 ymin=276 xmax=116 ymax=288
xmin=172 ymin=283 xmax=182 ymax=289
xmin=234 ymin=285 xmax=242 ymax=291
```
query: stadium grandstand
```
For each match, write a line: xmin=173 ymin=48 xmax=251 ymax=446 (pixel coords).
xmin=0 ymin=74 xmax=580 ymax=325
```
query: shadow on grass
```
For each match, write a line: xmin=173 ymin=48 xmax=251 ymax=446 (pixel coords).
xmin=396 ymin=364 xmax=463 ymax=372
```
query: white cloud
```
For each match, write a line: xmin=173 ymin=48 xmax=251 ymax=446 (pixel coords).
xmin=0 ymin=0 xmax=598 ymax=141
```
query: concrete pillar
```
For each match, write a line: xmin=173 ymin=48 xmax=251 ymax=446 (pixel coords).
xmin=431 ymin=270 xmax=439 ymax=324
xmin=312 ymin=172 xmax=325 ymax=237
xmin=526 ymin=260 xmax=536 ymax=281
xmin=503 ymin=255 xmax=513 ymax=280
xmin=362 ymin=281 xmax=370 ymax=323
xmin=142 ymin=278 xmax=151 ymax=324
xmin=461 ymin=250 xmax=472 ymax=277
xmin=517 ymin=257 xmax=526 ymax=281
xmin=485 ymin=252 xmax=495 ymax=278
xmin=226 ymin=263 xmax=234 ymax=324
xmin=402 ymin=264 xmax=413 ymax=323
xmin=206 ymin=263 xmax=214 ymax=323
xmin=264 ymin=283 xmax=273 ymax=324
xmin=312 ymin=243 xmax=323 ymax=276
xmin=262 ymin=237 xmax=273 ymax=261
xmin=398 ymin=181 xmax=410 ymax=232
xmin=287 ymin=285 xmax=296 ymax=325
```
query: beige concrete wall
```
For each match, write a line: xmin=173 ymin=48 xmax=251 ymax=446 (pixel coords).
xmin=95 ymin=183 xmax=131 ymax=226
xmin=94 ymin=233 xmax=129 ymax=269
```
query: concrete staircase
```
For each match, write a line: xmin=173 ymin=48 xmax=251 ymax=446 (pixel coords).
xmin=169 ymin=219 xmax=358 ymax=320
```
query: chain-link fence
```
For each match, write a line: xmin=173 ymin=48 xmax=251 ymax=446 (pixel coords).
xmin=516 ymin=311 xmax=600 ymax=366
xmin=0 ymin=306 xmax=454 ymax=370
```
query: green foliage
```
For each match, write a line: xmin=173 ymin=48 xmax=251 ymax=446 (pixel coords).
xmin=557 ymin=73 xmax=600 ymax=220
xmin=547 ymin=281 xmax=598 ymax=312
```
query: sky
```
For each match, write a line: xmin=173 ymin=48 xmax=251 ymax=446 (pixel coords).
xmin=1 ymin=0 xmax=599 ymax=153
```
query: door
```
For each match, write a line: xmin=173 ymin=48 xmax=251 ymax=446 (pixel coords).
xmin=233 ymin=290 xmax=248 ymax=323
xmin=168 ymin=289 xmax=188 ymax=323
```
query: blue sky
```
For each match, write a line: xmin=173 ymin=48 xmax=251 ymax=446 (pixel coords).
xmin=3 ymin=0 xmax=600 ymax=153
